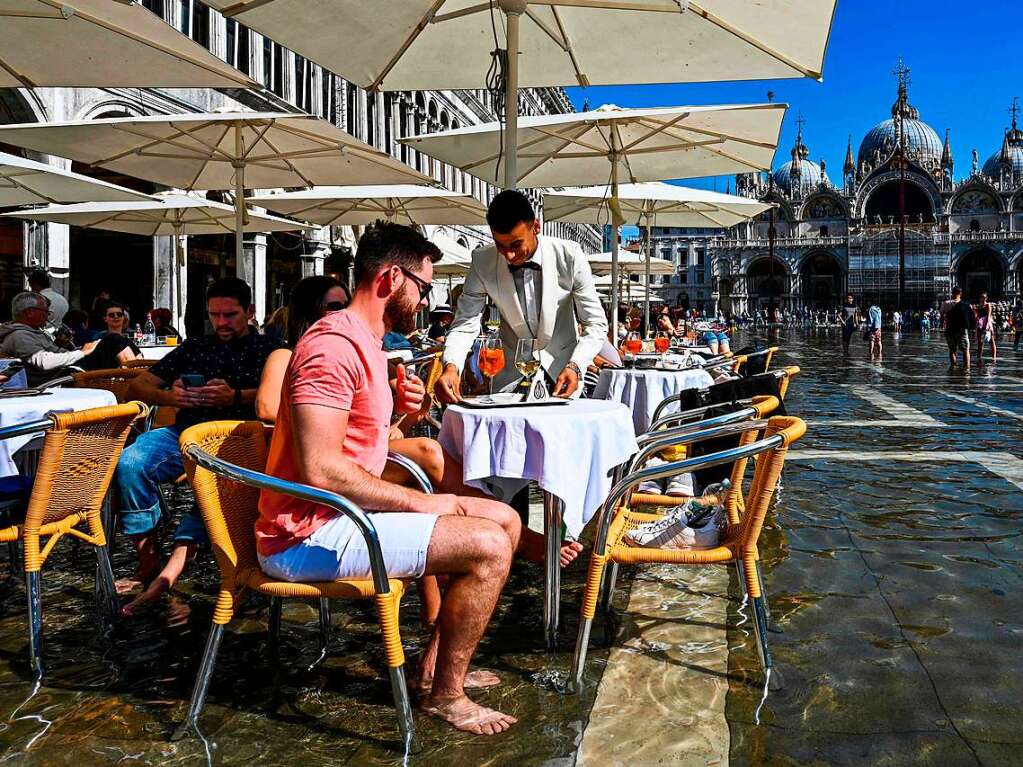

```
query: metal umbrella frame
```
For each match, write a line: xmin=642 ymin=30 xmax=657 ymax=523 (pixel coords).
xmin=3 ymin=192 xmax=314 ymax=327
xmin=0 ymin=150 xmax=155 ymax=206
xmin=0 ymin=0 xmax=257 ymax=88
xmin=547 ymin=182 xmax=772 ymax=329
xmin=207 ymin=0 xmax=835 ymax=189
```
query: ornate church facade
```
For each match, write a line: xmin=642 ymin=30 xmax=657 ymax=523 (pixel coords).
xmin=710 ymin=65 xmax=1023 ymax=315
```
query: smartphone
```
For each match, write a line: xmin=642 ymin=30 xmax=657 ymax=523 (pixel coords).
xmin=181 ymin=374 xmax=206 ymax=388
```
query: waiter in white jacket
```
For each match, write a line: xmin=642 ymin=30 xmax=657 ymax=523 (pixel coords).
xmin=437 ymin=190 xmax=607 ymax=402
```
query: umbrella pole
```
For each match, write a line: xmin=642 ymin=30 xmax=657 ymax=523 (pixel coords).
xmin=643 ymin=210 xmax=652 ymax=337
xmin=609 ymin=134 xmax=620 ymax=343
xmin=173 ymin=223 xmax=184 ymax=332
xmin=501 ymin=1 xmax=526 ymax=190
xmin=233 ymin=127 xmax=245 ymax=279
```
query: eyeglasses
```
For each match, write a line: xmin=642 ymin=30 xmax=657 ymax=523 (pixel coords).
xmin=324 ymin=301 xmax=347 ymax=312
xmin=400 ymin=267 xmax=432 ymax=303
xmin=106 ymin=312 xmax=125 ymax=319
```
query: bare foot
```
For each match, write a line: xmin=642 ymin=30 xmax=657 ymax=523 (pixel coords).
xmin=120 ymin=575 xmax=172 ymax=616
xmin=518 ymin=529 xmax=585 ymax=568
xmin=115 ymin=577 xmax=145 ymax=596
xmin=560 ymin=540 xmax=584 ymax=567
xmin=421 ymin=694 xmax=517 ymax=735
xmin=414 ymin=669 xmax=501 ymax=695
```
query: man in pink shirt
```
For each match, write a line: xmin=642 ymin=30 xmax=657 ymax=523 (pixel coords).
xmin=258 ymin=222 xmax=520 ymax=736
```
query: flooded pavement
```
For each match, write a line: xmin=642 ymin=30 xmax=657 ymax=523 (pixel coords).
xmin=1 ymin=328 xmax=1021 ymax=765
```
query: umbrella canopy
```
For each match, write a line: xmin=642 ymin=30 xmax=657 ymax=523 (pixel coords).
xmin=248 ymin=184 xmax=487 ymax=227
xmin=404 ymin=102 xmax=784 ymax=338
xmin=0 ymin=112 xmax=430 ymax=268
xmin=429 ymin=231 xmax=474 ymax=276
xmin=588 ymin=251 xmax=675 ymax=276
xmin=207 ymin=0 xmax=835 ymax=187
xmin=0 ymin=150 xmax=154 ymax=206
xmin=403 ymin=102 xmax=784 ymax=189
xmin=0 ymin=0 xmax=257 ymax=88
xmin=548 ymin=182 xmax=772 ymax=329
xmin=2 ymin=192 xmax=313 ymax=324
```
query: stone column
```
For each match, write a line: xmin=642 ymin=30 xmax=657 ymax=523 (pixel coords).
xmin=239 ymin=233 xmax=267 ymax=323
xmin=153 ymin=235 xmax=188 ymax=332
xmin=24 ymin=220 xmax=70 ymax=296
xmin=302 ymin=235 xmax=330 ymax=277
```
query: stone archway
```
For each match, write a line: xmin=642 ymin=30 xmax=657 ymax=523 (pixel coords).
xmin=800 ymin=252 xmax=844 ymax=308
xmin=956 ymin=249 xmax=1005 ymax=301
xmin=746 ymin=258 xmax=790 ymax=310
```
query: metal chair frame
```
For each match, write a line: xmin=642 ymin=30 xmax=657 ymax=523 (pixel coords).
xmin=649 ymin=367 xmax=796 ymax=426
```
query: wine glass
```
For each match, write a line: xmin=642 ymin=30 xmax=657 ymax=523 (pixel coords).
xmin=479 ymin=337 xmax=504 ymax=396
xmin=515 ymin=338 xmax=540 ymax=388
xmin=625 ymin=331 xmax=643 ymax=356
xmin=654 ymin=331 xmax=670 ymax=355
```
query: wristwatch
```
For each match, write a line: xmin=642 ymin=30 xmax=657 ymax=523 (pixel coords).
xmin=564 ymin=361 xmax=582 ymax=377
xmin=233 ymin=387 xmax=242 ymax=407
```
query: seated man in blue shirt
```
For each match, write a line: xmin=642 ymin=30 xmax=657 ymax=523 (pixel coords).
xmin=114 ymin=277 xmax=283 ymax=613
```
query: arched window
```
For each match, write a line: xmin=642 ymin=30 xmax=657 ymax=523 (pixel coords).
xmin=969 ymin=219 xmax=980 ymax=232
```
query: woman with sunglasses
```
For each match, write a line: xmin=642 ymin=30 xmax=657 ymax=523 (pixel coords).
xmin=100 ymin=301 xmax=142 ymax=362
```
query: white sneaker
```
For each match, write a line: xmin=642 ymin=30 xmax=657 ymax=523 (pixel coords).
xmin=636 ymin=457 xmax=667 ymax=494
xmin=665 ymin=472 xmax=695 ymax=497
xmin=625 ymin=499 xmax=722 ymax=550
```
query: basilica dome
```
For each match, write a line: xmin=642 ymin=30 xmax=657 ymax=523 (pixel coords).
xmin=982 ymin=123 xmax=1023 ymax=178
xmin=772 ymin=158 xmax=829 ymax=195
xmin=857 ymin=77 xmax=943 ymax=170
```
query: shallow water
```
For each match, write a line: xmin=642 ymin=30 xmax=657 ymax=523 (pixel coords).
xmin=0 ymin=329 xmax=1021 ymax=765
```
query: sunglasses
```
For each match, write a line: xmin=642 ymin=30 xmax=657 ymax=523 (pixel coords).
xmin=324 ymin=300 xmax=347 ymax=312
xmin=106 ymin=311 xmax=125 ymax=319
xmin=400 ymin=267 xmax=432 ymax=303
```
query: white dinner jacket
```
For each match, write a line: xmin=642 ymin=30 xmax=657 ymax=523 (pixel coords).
xmin=442 ymin=236 xmax=608 ymax=392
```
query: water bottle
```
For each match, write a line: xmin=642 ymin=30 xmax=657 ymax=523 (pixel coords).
xmin=144 ymin=312 xmax=157 ymax=346
xmin=133 ymin=323 xmax=143 ymax=344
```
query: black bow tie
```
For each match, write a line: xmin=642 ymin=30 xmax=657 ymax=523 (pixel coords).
xmin=510 ymin=261 xmax=541 ymax=273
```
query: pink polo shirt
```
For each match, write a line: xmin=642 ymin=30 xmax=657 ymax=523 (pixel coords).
xmin=257 ymin=310 xmax=393 ymax=556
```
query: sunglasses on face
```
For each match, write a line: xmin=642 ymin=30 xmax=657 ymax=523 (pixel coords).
xmin=106 ymin=312 xmax=125 ymax=319
xmin=400 ymin=267 xmax=432 ymax=303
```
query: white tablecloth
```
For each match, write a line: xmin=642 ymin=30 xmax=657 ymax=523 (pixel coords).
xmin=439 ymin=399 xmax=638 ymax=537
xmin=0 ymin=387 xmax=118 ymax=477
xmin=593 ymin=367 xmax=715 ymax=435
xmin=140 ymin=345 xmax=175 ymax=360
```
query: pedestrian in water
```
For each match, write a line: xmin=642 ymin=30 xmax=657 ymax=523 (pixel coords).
xmin=941 ymin=286 xmax=974 ymax=368
xmin=840 ymin=294 xmax=859 ymax=354
xmin=1012 ymin=300 xmax=1023 ymax=352
xmin=974 ymin=292 xmax=996 ymax=364
xmin=867 ymin=301 xmax=883 ymax=360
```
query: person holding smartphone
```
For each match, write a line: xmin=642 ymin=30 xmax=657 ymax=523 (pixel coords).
xmin=114 ymin=277 xmax=284 ymax=612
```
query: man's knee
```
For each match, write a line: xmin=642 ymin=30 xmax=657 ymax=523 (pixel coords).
xmin=475 ymin=522 xmax=514 ymax=572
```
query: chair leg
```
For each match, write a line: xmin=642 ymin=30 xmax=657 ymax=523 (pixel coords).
xmin=172 ymin=623 xmax=225 ymax=741
xmin=7 ymin=541 xmax=18 ymax=572
xmin=95 ymin=544 xmax=121 ymax=623
xmin=751 ymin=595 xmax=773 ymax=673
xmin=753 ymin=559 xmax=782 ymax=633
xmin=318 ymin=597 xmax=331 ymax=656
xmin=387 ymin=665 xmax=419 ymax=754
xmin=267 ymin=597 xmax=282 ymax=659
xmin=572 ymin=553 xmax=609 ymax=691
xmin=25 ymin=571 xmax=43 ymax=680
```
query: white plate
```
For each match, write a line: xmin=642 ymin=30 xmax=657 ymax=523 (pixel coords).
xmin=458 ymin=393 xmax=570 ymax=409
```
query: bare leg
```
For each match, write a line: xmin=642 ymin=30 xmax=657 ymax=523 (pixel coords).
xmin=115 ymin=532 xmax=159 ymax=594
xmin=418 ymin=516 xmax=517 ymax=735
xmin=121 ymin=543 xmax=195 ymax=615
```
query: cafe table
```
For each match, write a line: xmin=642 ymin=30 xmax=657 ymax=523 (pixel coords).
xmin=439 ymin=398 xmax=638 ymax=650
xmin=139 ymin=345 xmax=176 ymax=361
xmin=593 ymin=365 xmax=715 ymax=434
xmin=0 ymin=387 xmax=118 ymax=477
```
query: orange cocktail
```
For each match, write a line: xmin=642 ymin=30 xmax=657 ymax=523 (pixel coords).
xmin=479 ymin=347 xmax=506 ymax=378
xmin=654 ymin=336 xmax=670 ymax=353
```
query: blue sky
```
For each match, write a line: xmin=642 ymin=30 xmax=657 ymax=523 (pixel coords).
xmin=564 ymin=1 xmax=1021 ymax=192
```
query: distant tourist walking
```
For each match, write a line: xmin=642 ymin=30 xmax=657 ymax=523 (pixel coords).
xmin=1012 ymin=300 xmax=1023 ymax=352
xmin=867 ymin=301 xmax=883 ymax=360
xmin=941 ymin=286 xmax=974 ymax=368
xmin=840 ymin=294 xmax=859 ymax=354
xmin=892 ymin=309 xmax=903 ymax=334
xmin=974 ymin=292 xmax=997 ymax=363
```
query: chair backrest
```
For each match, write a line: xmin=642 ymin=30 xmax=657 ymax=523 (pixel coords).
xmin=122 ymin=358 xmax=158 ymax=369
xmin=22 ymin=402 xmax=147 ymax=572
xmin=178 ymin=421 xmax=269 ymax=588
xmin=736 ymin=416 xmax=805 ymax=550
xmin=72 ymin=368 xmax=146 ymax=403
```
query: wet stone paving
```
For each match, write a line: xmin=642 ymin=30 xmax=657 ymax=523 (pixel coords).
xmin=0 ymin=328 xmax=1021 ymax=766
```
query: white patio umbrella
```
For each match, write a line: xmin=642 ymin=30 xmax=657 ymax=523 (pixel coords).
xmin=0 ymin=150 xmax=154 ymax=206
xmin=2 ymin=192 xmax=314 ymax=327
xmin=588 ymin=250 xmax=675 ymax=276
xmin=0 ymin=0 xmax=256 ymax=88
xmin=207 ymin=0 xmax=835 ymax=188
xmin=429 ymin=231 xmax=474 ymax=276
xmin=0 ymin=112 xmax=430 ymax=312
xmin=547 ymin=182 xmax=772 ymax=329
xmin=248 ymin=184 xmax=487 ymax=227
xmin=402 ymin=102 xmax=784 ymax=337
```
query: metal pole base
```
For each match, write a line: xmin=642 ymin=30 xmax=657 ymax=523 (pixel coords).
xmin=388 ymin=665 xmax=420 ymax=755
xmin=267 ymin=596 xmax=282 ymax=660
xmin=173 ymin=623 xmax=225 ymax=741
xmin=542 ymin=492 xmax=564 ymax=652
xmin=569 ymin=617 xmax=593 ymax=693
xmin=25 ymin=571 xmax=43 ymax=680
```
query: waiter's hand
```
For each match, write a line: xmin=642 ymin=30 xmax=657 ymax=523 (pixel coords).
xmin=436 ymin=363 xmax=462 ymax=404
xmin=553 ymin=364 xmax=580 ymax=398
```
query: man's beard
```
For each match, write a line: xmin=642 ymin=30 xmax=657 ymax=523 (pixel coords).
xmin=384 ymin=290 xmax=419 ymax=334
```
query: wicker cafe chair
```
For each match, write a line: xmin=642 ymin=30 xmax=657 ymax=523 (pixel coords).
xmin=174 ymin=421 xmax=416 ymax=750
xmin=122 ymin=358 xmax=159 ymax=369
xmin=72 ymin=368 xmax=146 ymax=403
xmin=0 ymin=402 xmax=148 ymax=678
xmin=570 ymin=415 xmax=806 ymax=691
xmin=395 ymin=351 xmax=444 ymax=436
xmin=628 ymin=395 xmax=781 ymax=509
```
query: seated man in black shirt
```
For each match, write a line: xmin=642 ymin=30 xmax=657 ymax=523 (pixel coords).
xmin=114 ymin=277 xmax=283 ymax=613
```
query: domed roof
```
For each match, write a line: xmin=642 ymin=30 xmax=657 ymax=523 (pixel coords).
xmin=772 ymin=159 xmax=829 ymax=195
xmin=857 ymin=68 xmax=943 ymax=169
xmin=982 ymin=119 xmax=1023 ymax=179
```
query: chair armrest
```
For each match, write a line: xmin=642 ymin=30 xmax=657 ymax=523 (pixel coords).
xmin=0 ymin=418 xmax=54 ymax=442
xmin=37 ymin=375 xmax=74 ymax=390
xmin=629 ymin=419 xmax=768 ymax=476
xmin=647 ymin=398 xmax=756 ymax=434
xmin=181 ymin=443 xmax=396 ymax=596
xmin=386 ymin=451 xmax=434 ymax=494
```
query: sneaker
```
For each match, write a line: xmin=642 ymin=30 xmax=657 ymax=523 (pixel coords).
xmin=625 ymin=499 xmax=723 ymax=550
xmin=665 ymin=472 xmax=695 ymax=497
xmin=636 ymin=457 xmax=667 ymax=494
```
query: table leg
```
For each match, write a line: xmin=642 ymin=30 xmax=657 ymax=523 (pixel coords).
xmin=542 ymin=491 xmax=564 ymax=652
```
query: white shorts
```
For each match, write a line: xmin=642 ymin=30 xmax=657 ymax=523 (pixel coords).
xmin=258 ymin=512 xmax=439 ymax=582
